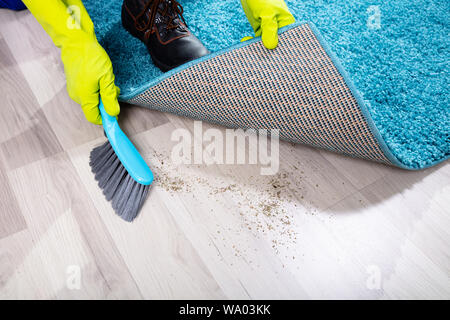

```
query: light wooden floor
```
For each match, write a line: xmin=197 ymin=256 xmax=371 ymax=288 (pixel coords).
xmin=0 ymin=9 xmax=449 ymax=300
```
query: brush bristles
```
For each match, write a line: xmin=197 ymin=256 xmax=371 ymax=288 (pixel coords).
xmin=90 ymin=141 xmax=149 ymax=222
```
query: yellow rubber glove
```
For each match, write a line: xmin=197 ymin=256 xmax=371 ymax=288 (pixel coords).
xmin=22 ymin=0 xmax=120 ymax=124
xmin=241 ymin=0 xmax=295 ymax=49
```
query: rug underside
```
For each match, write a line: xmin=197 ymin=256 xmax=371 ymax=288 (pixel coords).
xmin=84 ymin=0 xmax=449 ymax=170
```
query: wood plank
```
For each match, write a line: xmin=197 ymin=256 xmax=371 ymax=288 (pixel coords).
xmin=41 ymin=87 xmax=104 ymax=150
xmin=0 ymin=10 xmax=66 ymax=107
xmin=320 ymin=162 xmax=450 ymax=299
xmin=41 ymin=90 xmax=170 ymax=152
xmin=68 ymin=136 xmax=226 ymax=299
xmin=118 ymin=102 xmax=170 ymax=136
xmin=0 ymin=161 xmax=26 ymax=239
xmin=0 ymin=109 xmax=63 ymax=171
xmin=160 ymin=117 xmax=376 ymax=298
xmin=3 ymin=152 xmax=141 ymax=299
xmin=168 ymin=115 xmax=360 ymax=211
xmin=319 ymin=148 xmax=393 ymax=190
xmin=360 ymin=164 xmax=450 ymax=278
xmin=0 ymin=38 xmax=41 ymax=143
xmin=132 ymin=120 xmax=308 ymax=298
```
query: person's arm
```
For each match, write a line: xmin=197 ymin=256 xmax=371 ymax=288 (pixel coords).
xmin=241 ymin=0 xmax=295 ymax=49
xmin=22 ymin=0 xmax=120 ymax=124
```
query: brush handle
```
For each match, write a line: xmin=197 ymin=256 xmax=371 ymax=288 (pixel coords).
xmin=99 ymin=99 xmax=154 ymax=185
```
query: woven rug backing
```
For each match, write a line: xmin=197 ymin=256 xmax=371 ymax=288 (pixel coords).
xmin=125 ymin=23 xmax=392 ymax=166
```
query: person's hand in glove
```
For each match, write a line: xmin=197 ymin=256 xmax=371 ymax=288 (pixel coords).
xmin=241 ymin=0 xmax=295 ymax=49
xmin=22 ymin=0 xmax=120 ymax=124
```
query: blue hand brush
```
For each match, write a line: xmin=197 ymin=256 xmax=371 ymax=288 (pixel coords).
xmin=89 ymin=99 xmax=154 ymax=221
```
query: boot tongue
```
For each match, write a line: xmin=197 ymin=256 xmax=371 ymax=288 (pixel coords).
xmin=155 ymin=1 xmax=184 ymax=31
xmin=154 ymin=0 xmax=187 ymax=40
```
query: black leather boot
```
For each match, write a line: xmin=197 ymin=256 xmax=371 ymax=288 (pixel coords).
xmin=121 ymin=0 xmax=210 ymax=72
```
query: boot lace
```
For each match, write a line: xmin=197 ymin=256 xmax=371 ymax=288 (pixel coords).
xmin=134 ymin=0 xmax=186 ymax=32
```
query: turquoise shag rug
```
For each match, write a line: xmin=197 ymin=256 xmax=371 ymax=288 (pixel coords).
xmin=84 ymin=0 xmax=449 ymax=169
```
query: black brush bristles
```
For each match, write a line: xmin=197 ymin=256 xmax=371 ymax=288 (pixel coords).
xmin=90 ymin=141 xmax=149 ymax=222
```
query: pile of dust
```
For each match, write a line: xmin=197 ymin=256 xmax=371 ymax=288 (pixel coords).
xmin=148 ymin=149 xmax=320 ymax=256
